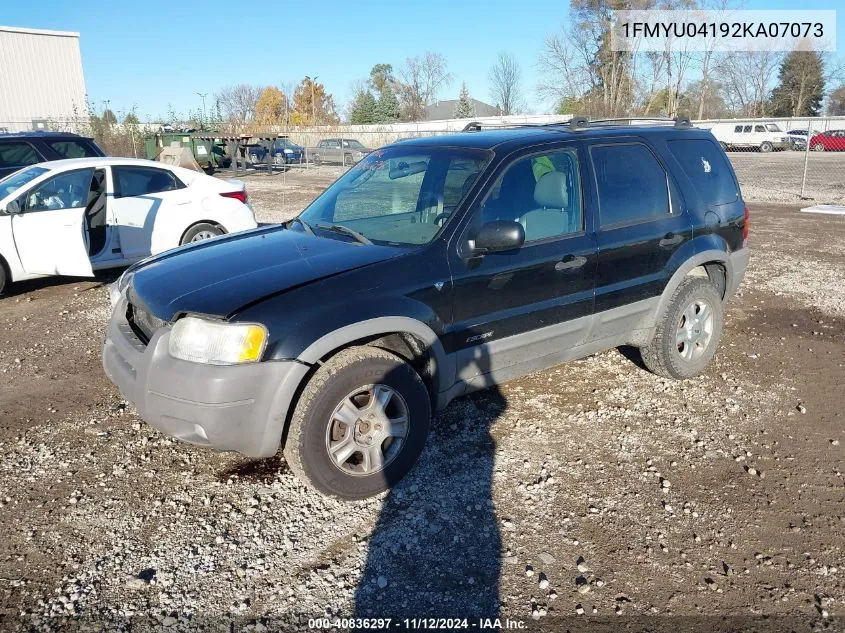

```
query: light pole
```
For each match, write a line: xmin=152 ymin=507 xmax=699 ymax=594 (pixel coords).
xmin=306 ymin=75 xmax=319 ymax=125
xmin=196 ymin=92 xmax=207 ymax=129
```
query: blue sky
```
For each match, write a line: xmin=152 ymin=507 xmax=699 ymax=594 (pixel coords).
xmin=3 ymin=0 xmax=843 ymax=121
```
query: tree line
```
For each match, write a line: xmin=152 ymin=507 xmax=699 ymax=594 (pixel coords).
xmin=200 ymin=50 xmax=526 ymax=130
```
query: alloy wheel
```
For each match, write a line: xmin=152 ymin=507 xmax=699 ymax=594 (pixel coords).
xmin=325 ymin=384 xmax=410 ymax=476
xmin=676 ymin=299 xmax=714 ymax=362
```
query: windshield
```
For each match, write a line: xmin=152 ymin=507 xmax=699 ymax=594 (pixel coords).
xmin=765 ymin=124 xmax=783 ymax=132
xmin=298 ymin=145 xmax=491 ymax=246
xmin=0 ymin=166 xmax=49 ymax=200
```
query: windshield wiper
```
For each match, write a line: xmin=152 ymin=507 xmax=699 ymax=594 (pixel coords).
xmin=315 ymin=223 xmax=372 ymax=245
xmin=288 ymin=217 xmax=314 ymax=236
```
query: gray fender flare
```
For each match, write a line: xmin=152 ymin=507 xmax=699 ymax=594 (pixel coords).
xmin=297 ymin=316 xmax=454 ymax=395
xmin=634 ymin=250 xmax=734 ymax=347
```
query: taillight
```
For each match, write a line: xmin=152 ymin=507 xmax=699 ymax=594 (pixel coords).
xmin=742 ymin=204 xmax=750 ymax=243
xmin=220 ymin=190 xmax=247 ymax=204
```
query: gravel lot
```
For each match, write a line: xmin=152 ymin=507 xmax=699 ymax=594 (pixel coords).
xmin=0 ymin=169 xmax=843 ymax=632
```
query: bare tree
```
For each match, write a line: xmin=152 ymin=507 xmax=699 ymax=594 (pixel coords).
xmin=539 ymin=1 xmax=637 ymax=117
xmin=716 ymin=51 xmax=782 ymax=116
xmin=214 ymin=84 xmax=260 ymax=130
xmin=489 ymin=52 xmax=523 ymax=115
xmin=398 ymin=52 xmax=452 ymax=121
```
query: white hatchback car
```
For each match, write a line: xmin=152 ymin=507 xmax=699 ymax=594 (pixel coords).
xmin=0 ymin=157 xmax=258 ymax=294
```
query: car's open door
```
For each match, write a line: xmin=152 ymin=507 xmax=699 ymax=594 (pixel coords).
xmin=10 ymin=167 xmax=95 ymax=277
xmin=12 ymin=207 xmax=94 ymax=277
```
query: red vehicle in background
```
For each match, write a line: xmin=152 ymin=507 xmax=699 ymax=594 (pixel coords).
xmin=809 ymin=130 xmax=845 ymax=151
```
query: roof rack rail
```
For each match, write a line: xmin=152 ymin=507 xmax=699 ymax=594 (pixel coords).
xmin=564 ymin=116 xmax=693 ymax=129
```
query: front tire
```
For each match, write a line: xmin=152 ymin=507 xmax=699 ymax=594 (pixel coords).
xmin=0 ymin=261 xmax=7 ymax=296
xmin=283 ymin=347 xmax=431 ymax=499
xmin=640 ymin=277 xmax=724 ymax=380
xmin=181 ymin=223 xmax=224 ymax=245
xmin=759 ymin=141 xmax=773 ymax=153
xmin=813 ymin=143 xmax=825 ymax=152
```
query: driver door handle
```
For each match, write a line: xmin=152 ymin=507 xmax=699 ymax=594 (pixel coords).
xmin=555 ymin=254 xmax=587 ymax=271
xmin=659 ymin=233 xmax=684 ymax=247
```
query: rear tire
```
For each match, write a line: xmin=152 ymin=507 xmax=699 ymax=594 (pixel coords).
xmin=0 ymin=260 xmax=7 ymax=296
xmin=640 ymin=278 xmax=724 ymax=380
xmin=283 ymin=347 xmax=431 ymax=500
xmin=181 ymin=223 xmax=224 ymax=245
xmin=759 ymin=141 xmax=773 ymax=153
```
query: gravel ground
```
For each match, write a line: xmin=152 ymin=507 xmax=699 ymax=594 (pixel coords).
xmin=0 ymin=172 xmax=843 ymax=632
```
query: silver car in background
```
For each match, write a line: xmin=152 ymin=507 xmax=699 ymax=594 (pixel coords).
xmin=310 ymin=138 xmax=371 ymax=165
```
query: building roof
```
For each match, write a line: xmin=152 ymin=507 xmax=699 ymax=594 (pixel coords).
xmin=424 ymin=99 xmax=502 ymax=121
xmin=0 ymin=25 xmax=80 ymax=38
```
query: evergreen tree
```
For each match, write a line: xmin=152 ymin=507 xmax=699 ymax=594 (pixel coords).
xmin=349 ymin=90 xmax=377 ymax=124
xmin=374 ymin=84 xmax=401 ymax=123
xmin=769 ymin=51 xmax=825 ymax=117
xmin=454 ymin=82 xmax=475 ymax=118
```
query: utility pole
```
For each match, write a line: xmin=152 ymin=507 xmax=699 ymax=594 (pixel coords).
xmin=196 ymin=92 xmax=208 ymax=129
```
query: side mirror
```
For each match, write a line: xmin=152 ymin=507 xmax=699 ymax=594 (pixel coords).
xmin=469 ymin=220 xmax=525 ymax=255
xmin=5 ymin=200 xmax=21 ymax=215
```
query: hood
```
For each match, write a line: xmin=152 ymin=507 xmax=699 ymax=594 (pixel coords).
xmin=128 ymin=226 xmax=403 ymax=320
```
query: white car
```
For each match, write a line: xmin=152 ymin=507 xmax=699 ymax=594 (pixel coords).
xmin=708 ymin=122 xmax=790 ymax=152
xmin=0 ymin=157 xmax=258 ymax=294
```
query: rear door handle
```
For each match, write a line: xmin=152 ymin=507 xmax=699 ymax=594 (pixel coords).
xmin=555 ymin=255 xmax=587 ymax=271
xmin=659 ymin=233 xmax=684 ymax=247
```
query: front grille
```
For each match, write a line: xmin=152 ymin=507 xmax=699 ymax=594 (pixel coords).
xmin=126 ymin=302 xmax=166 ymax=345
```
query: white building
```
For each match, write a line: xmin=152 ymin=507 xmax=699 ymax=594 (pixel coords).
xmin=0 ymin=26 xmax=88 ymax=132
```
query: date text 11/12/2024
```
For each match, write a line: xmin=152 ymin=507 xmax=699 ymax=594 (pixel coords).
xmin=308 ymin=617 xmax=528 ymax=630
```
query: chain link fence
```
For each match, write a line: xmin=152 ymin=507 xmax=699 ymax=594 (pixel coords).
xmin=3 ymin=115 xmax=844 ymax=205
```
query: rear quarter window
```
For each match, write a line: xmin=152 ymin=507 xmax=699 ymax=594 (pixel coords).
xmin=667 ymin=139 xmax=738 ymax=206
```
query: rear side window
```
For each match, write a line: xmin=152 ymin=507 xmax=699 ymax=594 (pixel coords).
xmin=46 ymin=139 xmax=101 ymax=159
xmin=667 ymin=139 xmax=738 ymax=206
xmin=591 ymin=143 xmax=669 ymax=227
xmin=112 ymin=166 xmax=184 ymax=199
xmin=0 ymin=142 xmax=40 ymax=169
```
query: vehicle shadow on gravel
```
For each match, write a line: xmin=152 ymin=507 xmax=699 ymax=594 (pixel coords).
xmin=354 ymin=351 xmax=504 ymax=623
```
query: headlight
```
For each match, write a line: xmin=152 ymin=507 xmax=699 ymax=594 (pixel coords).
xmin=109 ymin=271 xmax=134 ymax=308
xmin=169 ymin=316 xmax=267 ymax=365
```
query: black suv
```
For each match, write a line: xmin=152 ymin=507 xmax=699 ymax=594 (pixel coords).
xmin=102 ymin=118 xmax=749 ymax=499
xmin=0 ymin=131 xmax=105 ymax=178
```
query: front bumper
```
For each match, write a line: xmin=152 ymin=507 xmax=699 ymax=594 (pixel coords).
xmin=102 ymin=299 xmax=309 ymax=457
